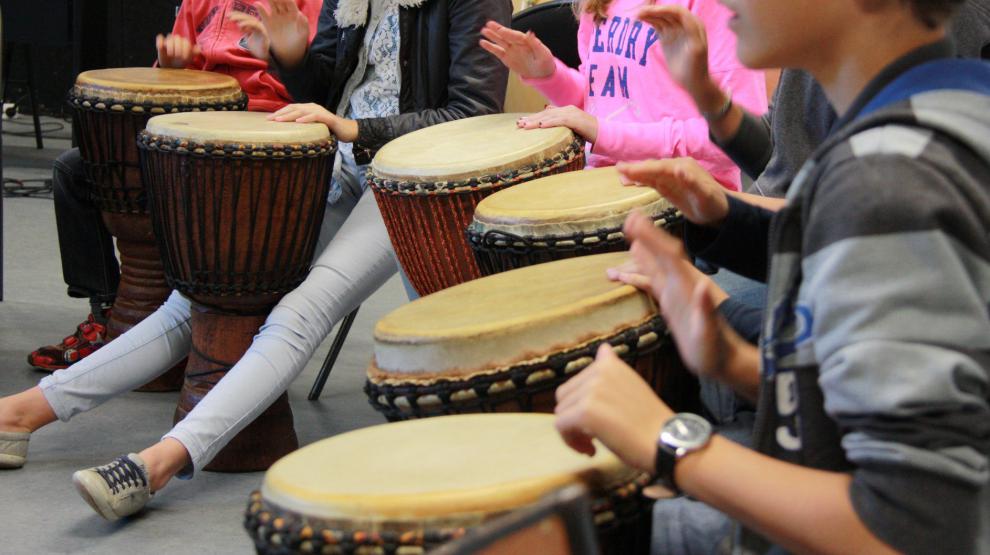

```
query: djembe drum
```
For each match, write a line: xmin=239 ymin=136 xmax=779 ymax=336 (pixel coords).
xmin=68 ymin=68 xmax=246 ymax=391
xmin=368 ymin=113 xmax=584 ymax=296
xmin=468 ymin=167 xmax=683 ymax=274
xmin=244 ymin=414 xmax=653 ymax=555
xmin=139 ymin=111 xmax=336 ymax=471
xmin=366 ymin=252 xmax=698 ymax=420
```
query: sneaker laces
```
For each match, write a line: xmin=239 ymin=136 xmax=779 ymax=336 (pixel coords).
xmin=93 ymin=456 xmax=148 ymax=495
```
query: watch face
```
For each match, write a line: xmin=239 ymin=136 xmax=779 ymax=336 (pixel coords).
xmin=660 ymin=413 xmax=712 ymax=451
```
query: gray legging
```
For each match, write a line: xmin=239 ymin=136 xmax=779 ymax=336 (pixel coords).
xmin=39 ymin=155 xmax=397 ymax=476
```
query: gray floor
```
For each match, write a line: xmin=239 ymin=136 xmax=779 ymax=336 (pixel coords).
xmin=0 ymin=116 xmax=406 ymax=554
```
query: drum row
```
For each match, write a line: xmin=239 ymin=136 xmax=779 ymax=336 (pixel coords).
xmin=68 ymin=67 xmax=691 ymax=554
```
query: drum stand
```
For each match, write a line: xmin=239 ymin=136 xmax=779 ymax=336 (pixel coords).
xmin=307 ymin=306 xmax=360 ymax=400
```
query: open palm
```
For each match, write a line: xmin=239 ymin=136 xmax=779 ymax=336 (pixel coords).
xmin=638 ymin=5 xmax=710 ymax=96
xmin=259 ymin=0 xmax=310 ymax=68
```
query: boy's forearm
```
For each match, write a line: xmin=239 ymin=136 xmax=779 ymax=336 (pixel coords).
xmin=728 ymin=190 xmax=787 ymax=212
xmin=674 ymin=437 xmax=898 ymax=555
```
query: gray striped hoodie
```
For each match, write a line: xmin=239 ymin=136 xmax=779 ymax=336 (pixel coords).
xmin=744 ymin=58 xmax=990 ymax=554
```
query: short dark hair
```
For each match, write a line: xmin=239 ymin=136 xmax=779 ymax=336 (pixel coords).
xmin=906 ymin=0 xmax=966 ymax=28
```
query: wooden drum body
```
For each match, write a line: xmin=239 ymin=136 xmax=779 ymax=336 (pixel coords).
xmin=139 ymin=111 xmax=336 ymax=471
xmin=468 ymin=167 xmax=683 ymax=274
xmin=366 ymin=252 xmax=698 ymax=420
xmin=244 ymin=414 xmax=653 ymax=555
xmin=68 ymin=68 xmax=247 ymax=391
xmin=368 ymin=113 xmax=585 ymax=296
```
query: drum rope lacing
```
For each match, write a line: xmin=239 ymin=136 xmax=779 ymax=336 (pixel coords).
xmin=467 ymin=209 xmax=685 ymax=275
xmin=368 ymin=138 xmax=586 ymax=195
xmin=243 ymin=471 xmax=653 ymax=555
xmin=68 ymin=92 xmax=249 ymax=214
xmin=365 ymin=316 xmax=668 ymax=420
xmin=67 ymin=90 xmax=249 ymax=115
xmin=138 ymin=133 xmax=336 ymax=299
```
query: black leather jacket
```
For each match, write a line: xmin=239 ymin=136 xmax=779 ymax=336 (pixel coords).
xmin=275 ymin=0 xmax=511 ymax=164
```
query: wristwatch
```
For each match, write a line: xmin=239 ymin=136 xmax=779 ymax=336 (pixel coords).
xmin=655 ymin=413 xmax=713 ymax=493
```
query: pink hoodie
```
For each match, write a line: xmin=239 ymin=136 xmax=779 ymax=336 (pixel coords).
xmin=171 ymin=0 xmax=322 ymax=112
xmin=523 ymin=0 xmax=767 ymax=190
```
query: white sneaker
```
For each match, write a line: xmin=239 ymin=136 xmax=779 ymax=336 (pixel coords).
xmin=73 ymin=453 xmax=153 ymax=521
xmin=0 ymin=431 xmax=29 ymax=469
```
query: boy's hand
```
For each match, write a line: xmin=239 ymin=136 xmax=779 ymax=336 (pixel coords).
xmin=156 ymin=34 xmax=201 ymax=68
xmin=617 ymin=158 xmax=729 ymax=227
xmin=479 ymin=21 xmax=556 ymax=80
xmin=269 ymin=103 xmax=358 ymax=142
xmin=517 ymin=105 xmax=599 ymax=142
xmin=623 ymin=211 xmax=737 ymax=382
xmin=554 ymin=343 xmax=673 ymax=472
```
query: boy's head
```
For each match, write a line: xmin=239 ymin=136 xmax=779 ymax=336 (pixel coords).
xmin=722 ymin=0 xmax=965 ymax=69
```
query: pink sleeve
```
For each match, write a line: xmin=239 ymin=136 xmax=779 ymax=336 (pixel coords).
xmin=519 ymin=12 xmax=594 ymax=109
xmin=592 ymin=117 xmax=741 ymax=190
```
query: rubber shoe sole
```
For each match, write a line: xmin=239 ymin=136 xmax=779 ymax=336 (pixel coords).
xmin=73 ymin=470 xmax=122 ymax=521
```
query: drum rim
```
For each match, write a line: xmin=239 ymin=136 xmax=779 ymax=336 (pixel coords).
xmin=244 ymin=471 xmax=651 ymax=554
xmin=365 ymin=315 xmax=666 ymax=419
xmin=467 ymin=206 xmax=683 ymax=247
xmin=367 ymin=138 xmax=585 ymax=196
xmin=67 ymin=89 xmax=248 ymax=115
xmin=137 ymin=131 xmax=338 ymax=159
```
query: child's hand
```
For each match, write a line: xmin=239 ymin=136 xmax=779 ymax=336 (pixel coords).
xmin=269 ymin=103 xmax=359 ymax=142
xmin=617 ymin=158 xmax=729 ymax=227
xmin=554 ymin=343 xmax=673 ymax=472
xmin=606 ymin=258 xmax=652 ymax=291
xmin=229 ymin=11 xmax=271 ymax=62
xmin=623 ymin=211 xmax=734 ymax=381
xmin=638 ymin=6 xmax=712 ymax=99
xmin=156 ymin=34 xmax=201 ymax=68
xmin=517 ymin=105 xmax=599 ymax=143
xmin=253 ymin=0 xmax=311 ymax=69
xmin=479 ymin=21 xmax=556 ymax=80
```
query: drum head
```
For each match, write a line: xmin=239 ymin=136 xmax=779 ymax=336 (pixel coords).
xmin=372 ymin=251 xmax=657 ymax=378
xmin=370 ymin=113 xmax=578 ymax=182
xmin=145 ymin=111 xmax=331 ymax=145
xmin=471 ymin=167 xmax=673 ymax=237
xmin=261 ymin=413 xmax=640 ymax=520
xmin=72 ymin=68 xmax=244 ymax=108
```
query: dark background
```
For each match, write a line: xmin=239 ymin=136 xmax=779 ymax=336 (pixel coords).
xmin=2 ymin=0 xmax=183 ymax=117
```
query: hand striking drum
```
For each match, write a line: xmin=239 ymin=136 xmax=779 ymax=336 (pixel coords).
xmin=138 ymin=111 xmax=336 ymax=471
xmin=67 ymin=67 xmax=247 ymax=391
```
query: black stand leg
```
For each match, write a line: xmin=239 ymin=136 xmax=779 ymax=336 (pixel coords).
xmin=308 ymin=306 xmax=360 ymax=400
xmin=23 ymin=46 xmax=42 ymax=150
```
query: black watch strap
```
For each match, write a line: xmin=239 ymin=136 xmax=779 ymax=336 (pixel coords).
xmin=654 ymin=445 xmax=680 ymax=494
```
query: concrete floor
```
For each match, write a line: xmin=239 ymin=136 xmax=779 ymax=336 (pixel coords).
xmin=0 ymin=116 xmax=406 ymax=554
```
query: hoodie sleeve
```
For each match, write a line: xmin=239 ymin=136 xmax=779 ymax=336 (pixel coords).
xmin=802 ymin=144 xmax=990 ymax=555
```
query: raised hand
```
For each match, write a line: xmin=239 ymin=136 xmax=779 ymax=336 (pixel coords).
xmin=517 ymin=105 xmax=598 ymax=142
xmin=554 ymin=343 xmax=673 ymax=472
xmin=229 ymin=11 xmax=271 ymax=61
xmin=617 ymin=158 xmax=729 ymax=227
xmin=156 ymin=34 xmax=201 ymax=69
xmin=623 ymin=211 xmax=743 ymax=384
xmin=255 ymin=0 xmax=310 ymax=69
xmin=479 ymin=21 xmax=556 ymax=80
xmin=638 ymin=6 xmax=712 ymax=95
